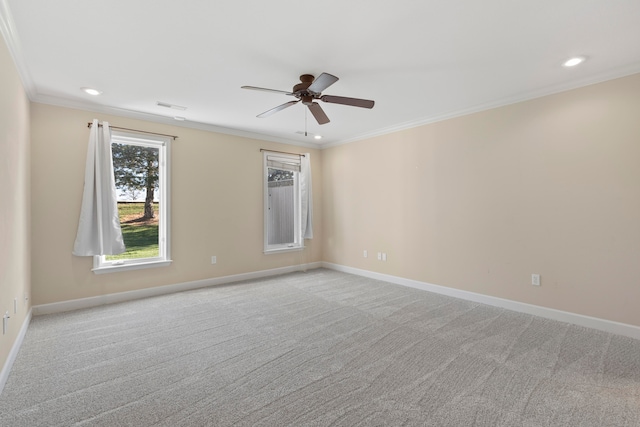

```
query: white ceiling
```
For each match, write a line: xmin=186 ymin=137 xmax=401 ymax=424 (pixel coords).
xmin=3 ymin=0 xmax=640 ymax=147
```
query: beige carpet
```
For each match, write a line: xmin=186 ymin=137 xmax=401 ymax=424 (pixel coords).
xmin=1 ymin=268 xmax=639 ymax=426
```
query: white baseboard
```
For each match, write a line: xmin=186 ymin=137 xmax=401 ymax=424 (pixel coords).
xmin=0 ymin=308 xmax=32 ymax=396
xmin=33 ymin=262 xmax=322 ymax=316
xmin=322 ymin=262 xmax=640 ymax=341
xmin=29 ymin=260 xmax=640 ymax=339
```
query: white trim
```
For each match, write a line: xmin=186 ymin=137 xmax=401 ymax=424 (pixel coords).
xmin=32 ymin=262 xmax=322 ymax=315
xmin=31 ymin=98 xmax=318 ymax=149
xmin=263 ymin=151 xmax=304 ymax=253
xmin=92 ymin=259 xmax=172 ymax=274
xmin=26 ymin=65 xmax=640 ymax=150
xmin=94 ymin=131 xmax=172 ymax=273
xmin=320 ymin=64 xmax=640 ymax=149
xmin=0 ymin=0 xmax=36 ymax=98
xmin=0 ymin=308 xmax=32 ymax=396
xmin=25 ymin=68 xmax=640 ymax=150
xmin=264 ymin=246 xmax=305 ymax=255
xmin=4 ymin=0 xmax=640 ymax=153
xmin=322 ymin=262 xmax=640 ymax=341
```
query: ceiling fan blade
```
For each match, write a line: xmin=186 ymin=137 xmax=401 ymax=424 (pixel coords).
xmin=241 ymin=86 xmax=293 ymax=96
xmin=307 ymin=72 xmax=339 ymax=94
xmin=257 ymin=100 xmax=300 ymax=118
xmin=321 ymin=95 xmax=375 ymax=109
xmin=308 ymin=102 xmax=330 ymax=125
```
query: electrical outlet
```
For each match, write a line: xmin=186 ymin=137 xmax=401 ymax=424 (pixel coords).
xmin=377 ymin=252 xmax=382 ymax=260
xmin=211 ymin=256 xmax=217 ymax=264
xmin=363 ymin=250 xmax=368 ymax=258
xmin=382 ymin=253 xmax=387 ymax=261
xmin=531 ymin=274 xmax=541 ymax=286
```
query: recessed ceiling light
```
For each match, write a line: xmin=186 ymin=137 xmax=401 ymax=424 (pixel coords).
xmin=314 ymin=135 xmax=322 ymax=140
xmin=81 ymin=87 xmax=102 ymax=96
xmin=563 ymin=56 xmax=586 ymax=67
xmin=173 ymin=116 xmax=186 ymax=121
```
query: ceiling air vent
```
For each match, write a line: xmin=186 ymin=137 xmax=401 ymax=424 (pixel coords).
xmin=157 ymin=102 xmax=187 ymax=111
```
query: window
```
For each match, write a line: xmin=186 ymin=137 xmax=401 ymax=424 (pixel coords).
xmin=263 ymin=152 xmax=310 ymax=253
xmin=93 ymin=131 xmax=171 ymax=273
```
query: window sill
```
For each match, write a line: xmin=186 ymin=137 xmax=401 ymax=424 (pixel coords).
xmin=93 ymin=259 xmax=172 ymax=274
xmin=264 ymin=246 xmax=305 ymax=255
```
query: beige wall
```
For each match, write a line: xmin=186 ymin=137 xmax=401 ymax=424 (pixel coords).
xmin=322 ymin=73 xmax=640 ymax=327
xmin=0 ymin=36 xmax=31 ymax=369
xmin=11 ymin=45 xmax=640 ymax=347
xmin=30 ymin=103 xmax=322 ymax=305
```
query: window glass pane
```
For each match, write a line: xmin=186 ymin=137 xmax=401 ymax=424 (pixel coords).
xmin=268 ymin=167 xmax=294 ymax=182
xmin=106 ymin=143 xmax=160 ymax=261
xmin=263 ymin=151 xmax=302 ymax=253
xmin=268 ymin=167 xmax=295 ymax=245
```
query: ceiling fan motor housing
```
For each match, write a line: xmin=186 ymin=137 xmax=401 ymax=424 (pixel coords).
xmin=294 ymin=74 xmax=316 ymax=105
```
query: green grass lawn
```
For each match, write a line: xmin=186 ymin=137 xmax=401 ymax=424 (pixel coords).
xmin=106 ymin=202 xmax=159 ymax=261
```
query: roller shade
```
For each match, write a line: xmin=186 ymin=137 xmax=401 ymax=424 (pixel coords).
xmin=266 ymin=154 xmax=301 ymax=172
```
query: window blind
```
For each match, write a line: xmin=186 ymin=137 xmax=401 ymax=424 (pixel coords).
xmin=266 ymin=154 xmax=301 ymax=172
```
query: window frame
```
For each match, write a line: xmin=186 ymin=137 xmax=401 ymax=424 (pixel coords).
xmin=92 ymin=130 xmax=172 ymax=274
xmin=263 ymin=151 xmax=304 ymax=254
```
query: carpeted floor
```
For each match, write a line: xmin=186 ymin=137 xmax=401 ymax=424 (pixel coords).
xmin=1 ymin=268 xmax=639 ymax=426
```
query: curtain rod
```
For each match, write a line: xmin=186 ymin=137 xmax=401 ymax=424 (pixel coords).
xmin=87 ymin=122 xmax=178 ymax=139
xmin=260 ymin=149 xmax=305 ymax=157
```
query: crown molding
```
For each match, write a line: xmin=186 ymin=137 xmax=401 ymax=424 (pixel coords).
xmin=0 ymin=0 xmax=36 ymax=98
xmin=31 ymin=61 xmax=640 ymax=151
xmin=322 ymin=63 xmax=640 ymax=149
xmin=1 ymin=0 xmax=317 ymax=151
xmin=4 ymin=0 xmax=640 ymax=152
xmin=32 ymin=94 xmax=321 ymax=149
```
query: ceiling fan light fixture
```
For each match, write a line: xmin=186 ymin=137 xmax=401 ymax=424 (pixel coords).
xmin=563 ymin=56 xmax=586 ymax=67
xmin=81 ymin=87 xmax=102 ymax=96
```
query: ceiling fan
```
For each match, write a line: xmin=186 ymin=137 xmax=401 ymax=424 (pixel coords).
xmin=241 ymin=73 xmax=375 ymax=125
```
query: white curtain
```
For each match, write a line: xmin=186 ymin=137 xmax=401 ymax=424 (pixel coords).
xmin=300 ymin=153 xmax=313 ymax=239
xmin=72 ymin=120 xmax=126 ymax=256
